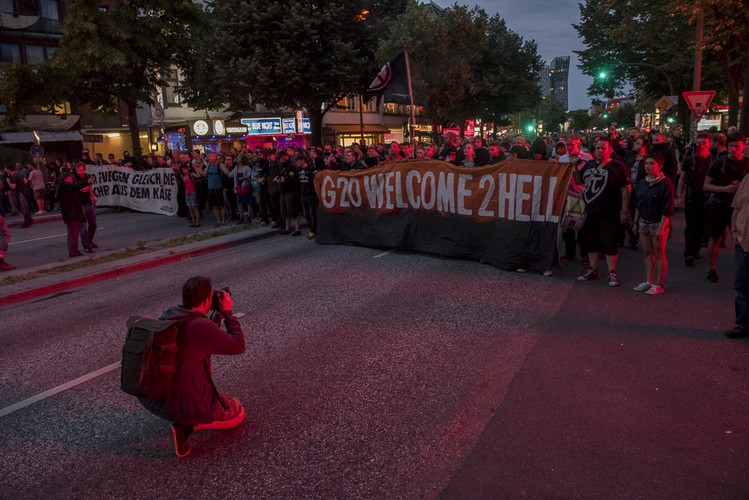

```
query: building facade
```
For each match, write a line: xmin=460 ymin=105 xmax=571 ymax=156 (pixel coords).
xmin=541 ymin=56 xmax=570 ymax=111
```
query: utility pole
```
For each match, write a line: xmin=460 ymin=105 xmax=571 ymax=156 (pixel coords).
xmin=691 ymin=8 xmax=703 ymax=136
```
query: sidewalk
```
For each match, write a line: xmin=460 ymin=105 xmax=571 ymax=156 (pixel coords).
xmin=0 ymin=222 xmax=280 ymax=307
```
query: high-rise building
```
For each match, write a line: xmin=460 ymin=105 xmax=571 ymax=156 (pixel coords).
xmin=541 ymin=56 xmax=570 ymax=111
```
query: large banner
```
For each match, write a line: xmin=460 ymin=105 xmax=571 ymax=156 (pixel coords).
xmin=87 ymin=165 xmax=178 ymax=216
xmin=314 ymin=159 xmax=574 ymax=271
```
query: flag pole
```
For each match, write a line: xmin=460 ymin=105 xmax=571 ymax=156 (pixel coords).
xmin=404 ymin=48 xmax=416 ymax=159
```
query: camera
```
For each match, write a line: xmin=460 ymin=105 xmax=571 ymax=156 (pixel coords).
xmin=210 ymin=287 xmax=231 ymax=311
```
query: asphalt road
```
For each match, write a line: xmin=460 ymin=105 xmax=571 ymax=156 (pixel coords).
xmin=0 ymin=216 xmax=747 ymax=498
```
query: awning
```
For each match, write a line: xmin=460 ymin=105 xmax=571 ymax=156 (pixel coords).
xmin=0 ymin=130 xmax=83 ymax=144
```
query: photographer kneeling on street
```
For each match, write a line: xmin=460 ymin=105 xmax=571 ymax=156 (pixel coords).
xmin=138 ymin=275 xmax=245 ymax=457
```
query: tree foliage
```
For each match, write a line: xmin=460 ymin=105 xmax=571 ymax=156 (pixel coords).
xmin=377 ymin=1 xmax=542 ymax=135
xmin=573 ymin=0 xmax=749 ymax=129
xmin=180 ymin=0 xmax=397 ymax=145
xmin=0 ymin=0 xmax=208 ymax=156
xmin=538 ymin=97 xmax=567 ymax=132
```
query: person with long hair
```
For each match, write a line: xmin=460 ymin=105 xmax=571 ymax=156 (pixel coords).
xmin=632 ymin=154 xmax=675 ymax=295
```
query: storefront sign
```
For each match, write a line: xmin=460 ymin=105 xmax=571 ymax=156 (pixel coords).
xmin=282 ymin=117 xmax=297 ymax=134
xmin=213 ymin=120 xmax=225 ymax=135
xmin=226 ymin=126 xmax=248 ymax=134
xmin=192 ymin=120 xmax=210 ymax=136
xmin=241 ymin=117 xmax=282 ymax=136
xmin=302 ymin=118 xmax=311 ymax=134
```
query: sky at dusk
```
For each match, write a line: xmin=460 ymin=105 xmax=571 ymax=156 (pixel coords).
xmin=434 ymin=0 xmax=596 ymax=111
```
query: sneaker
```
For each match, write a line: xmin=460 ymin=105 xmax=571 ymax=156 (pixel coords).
xmin=543 ymin=270 xmax=553 ymax=277
xmin=90 ymin=242 xmax=98 ymax=249
xmin=34 ymin=210 xmax=44 ymax=215
xmin=259 ymin=221 xmax=268 ymax=226
xmin=577 ymin=267 xmax=598 ymax=281
xmin=84 ymin=247 xmax=94 ymax=253
xmin=0 ymin=261 xmax=16 ymax=271
xmin=607 ymin=272 xmax=620 ymax=287
xmin=291 ymin=230 xmax=301 ymax=236
xmin=171 ymin=424 xmax=193 ymax=458
xmin=725 ymin=326 xmax=749 ymax=339
xmin=306 ymin=232 xmax=316 ymax=239
xmin=633 ymin=281 xmax=652 ymax=292
xmin=516 ymin=268 xmax=527 ymax=273
xmin=684 ymin=256 xmax=695 ymax=267
xmin=706 ymin=268 xmax=718 ymax=283
xmin=645 ymin=284 xmax=665 ymax=295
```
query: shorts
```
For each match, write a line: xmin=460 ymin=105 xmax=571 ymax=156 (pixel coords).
xmin=708 ymin=202 xmax=732 ymax=238
xmin=638 ymin=219 xmax=670 ymax=237
xmin=208 ymin=188 xmax=224 ymax=208
xmin=185 ymin=192 xmax=197 ymax=206
xmin=280 ymin=192 xmax=298 ymax=218
xmin=583 ymin=213 xmax=619 ymax=255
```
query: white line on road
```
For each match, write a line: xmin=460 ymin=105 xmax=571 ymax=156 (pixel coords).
xmin=373 ymin=250 xmax=393 ymax=259
xmin=10 ymin=227 xmax=105 ymax=246
xmin=0 ymin=361 xmax=120 ymax=419
xmin=0 ymin=311 xmax=247 ymax=419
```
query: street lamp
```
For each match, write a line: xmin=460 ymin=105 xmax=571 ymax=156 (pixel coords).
xmin=597 ymin=63 xmax=674 ymax=97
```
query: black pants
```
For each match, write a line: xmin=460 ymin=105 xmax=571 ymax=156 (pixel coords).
xmin=684 ymin=198 xmax=707 ymax=258
xmin=563 ymin=227 xmax=587 ymax=260
xmin=301 ymin=195 xmax=318 ymax=234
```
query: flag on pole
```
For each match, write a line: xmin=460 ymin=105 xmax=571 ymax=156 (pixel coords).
xmin=364 ymin=52 xmax=410 ymax=104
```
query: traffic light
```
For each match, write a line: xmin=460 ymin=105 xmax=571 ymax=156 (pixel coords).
xmin=603 ymin=113 xmax=609 ymax=119
xmin=526 ymin=124 xmax=534 ymax=132
xmin=599 ymin=71 xmax=607 ymax=79
xmin=666 ymin=116 xmax=675 ymax=124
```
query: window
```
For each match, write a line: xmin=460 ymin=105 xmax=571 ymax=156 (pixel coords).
xmin=25 ymin=46 xmax=46 ymax=64
xmin=161 ymin=68 xmax=181 ymax=106
xmin=0 ymin=0 xmax=13 ymax=13
xmin=364 ymin=96 xmax=377 ymax=112
xmin=41 ymin=0 xmax=58 ymax=19
xmin=1 ymin=44 xmax=21 ymax=63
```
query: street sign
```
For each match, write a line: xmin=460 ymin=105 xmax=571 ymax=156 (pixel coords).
xmin=655 ymin=95 xmax=673 ymax=111
xmin=683 ymin=90 xmax=716 ymax=119
xmin=30 ymin=144 xmax=44 ymax=157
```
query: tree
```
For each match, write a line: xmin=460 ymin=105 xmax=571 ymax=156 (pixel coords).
xmin=376 ymin=1 xmax=542 ymax=138
xmin=568 ymin=109 xmax=595 ymax=132
xmin=0 ymin=0 xmax=208 ymax=157
xmin=573 ymin=0 xmax=731 ymax=129
xmin=180 ymin=0 xmax=393 ymax=146
xmin=538 ymin=97 xmax=567 ymax=132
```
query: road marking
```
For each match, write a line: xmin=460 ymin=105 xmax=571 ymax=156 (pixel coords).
xmin=0 ymin=311 xmax=246 ymax=418
xmin=10 ymin=227 xmax=105 ymax=246
xmin=373 ymin=250 xmax=393 ymax=259
xmin=0 ymin=361 xmax=120 ymax=419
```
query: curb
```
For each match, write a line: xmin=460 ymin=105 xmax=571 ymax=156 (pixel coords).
xmin=0 ymin=228 xmax=280 ymax=307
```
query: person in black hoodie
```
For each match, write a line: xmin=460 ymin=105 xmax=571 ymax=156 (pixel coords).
xmin=268 ymin=150 xmax=284 ymax=228
xmin=296 ymin=154 xmax=318 ymax=239
xmin=57 ymin=172 xmax=91 ymax=257
xmin=138 ymin=275 xmax=245 ymax=457
xmin=276 ymin=150 xmax=300 ymax=235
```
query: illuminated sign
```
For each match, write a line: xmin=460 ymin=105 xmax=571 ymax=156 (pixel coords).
xmin=302 ymin=118 xmax=311 ymax=134
xmin=282 ymin=117 xmax=297 ymax=134
xmin=213 ymin=120 xmax=225 ymax=135
xmin=192 ymin=120 xmax=209 ymax=136
xmin=226 ymin=126 xmax=247 ymax=134
xmin=241 ymin=117 xmax=283 ymax=136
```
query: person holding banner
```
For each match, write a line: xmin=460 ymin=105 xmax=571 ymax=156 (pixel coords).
xmin=576 ymin=138 xmax=631 ymax=287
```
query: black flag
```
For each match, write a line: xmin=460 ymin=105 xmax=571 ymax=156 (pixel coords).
xmin=364 ymin=52 xmax=410 ymax=104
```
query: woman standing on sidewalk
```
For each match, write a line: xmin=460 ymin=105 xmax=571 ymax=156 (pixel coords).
xmin=632 ymin=154 xmax=675 ymax=295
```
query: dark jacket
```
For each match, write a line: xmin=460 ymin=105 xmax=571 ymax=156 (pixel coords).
xmin=635 ymin=176 xmax=675 ymax=223
xmin=139 ymin=306 xmax=245 ymax=425
xmin=57 ymin=178 xmax=88 ymax=224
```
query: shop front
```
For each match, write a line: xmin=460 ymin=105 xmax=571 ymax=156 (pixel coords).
xmin=241 ymin=114 xmax=311 ymax=150
xmin=322 ymin=124 xmax=393 ymax=147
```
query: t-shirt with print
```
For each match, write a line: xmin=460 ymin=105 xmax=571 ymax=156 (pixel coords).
xmin=580 ymin=158 xmax=630 ymax=216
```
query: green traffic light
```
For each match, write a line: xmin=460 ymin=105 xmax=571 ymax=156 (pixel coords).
xmin=603 ymin=113 xmax=608 ymax=118
xmin=667 ymin=117 xmax=675 ymax=123
xmin=599 ymin=71 xmax=607 ymax=79
xmin=526 ymin=125 xmax=534 ymax=132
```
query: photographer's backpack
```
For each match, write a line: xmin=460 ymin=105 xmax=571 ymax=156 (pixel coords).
xmin=120 ymin=316 xmax=181 ymax=399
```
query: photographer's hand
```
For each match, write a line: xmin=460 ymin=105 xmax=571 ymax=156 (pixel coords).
xmin=220 ymin=292 xmax=233 ymax=313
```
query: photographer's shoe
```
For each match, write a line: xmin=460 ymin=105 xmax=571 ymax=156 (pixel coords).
xmin=171 ymin=424 xmax=193 ymax=458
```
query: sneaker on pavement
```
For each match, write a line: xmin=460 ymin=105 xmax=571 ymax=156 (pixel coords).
xmin=725 ymin=326 xmax=749 ymax=339
xmin=516 ymin=268 xmax=527 ymax=273
xmin=633 ymin=281 xmax=651 ymax=292
xmin=543 ymin=270 xmax=553 ymax=277
xmin=607 ymin=272 xmax=620 ymax=287
xmin=0 ymin=261 xmax=16 ymax=271
xmin=171 ymin=424 xmax=193 ymax=458
xmin=645 ymin=284 xmax=665 ymax=295
xmin=706 ymin=268 xmax=718 ymax=282
xmin=34 ymin=210 xmax=44 ymax=215
xmin=577 ymin=267 xmax=598 ymax=281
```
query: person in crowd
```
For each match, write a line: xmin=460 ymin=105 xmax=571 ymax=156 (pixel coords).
xmin=473 ymin=146 xmax=491 ymax=167
xmin=650 ymin=132 xmax=679 ymax=181
xmin=57 ymin=172 xmax=90 ymax=257
xmin=205 ymin=152 xmax=226 ymax=226
xmin=28 ymin=163 xmax=46 ymax=214
xmin=677 ymin=132 xmax=714 ymax=266
xmin=0 ymin=214 xmax=15 ymax=270
xmin=232 ymin=154 xmax=253 ymax=224
xmin=4 ymin=163 xmax=33 ymax=228
xmin=632 ymin=154 xmax=675 ymax=295
xmin=75 ymin=163 xmax=97 ymax=251
xmin=508 ymin=145 xmax=528 ymax=159
xmin=437 ymin=132 xmax=465 ymax=165
xmin=576 ymin=138 xmax=631 ymax=286
xmin=726 ymin=172 xmax=749 ymax=338
xmin=254 ymin=151 xmax=271 ymax=225
xmin=277 ymin=150 xmax=300 ymax=236
xmin=180 ymin=162 xmax=200 ymax=228
xmin=462 ymin=143 xmax=475 ymax=167
xmin=703 ymin=132 xmax=748 ymax=282
xmin=297 ymin=154 xmax=318 ymax=239
xmin=558 ymin=136 xmax=593 ymax=263
xmin=401 ymin=142 xmax=412 ymax=159
xmin=711 ymin=133 xmax=727 ymax=158
xmin=345 ymin=149 xmax=367 ymax=170
xmin=221 ymin=155 xmax=239 ymax=222
xmin=488 ymin=141 xmax=506 ymax=163
xmin=107 ymin=153 xmax=117 ymax=165
xmin=269 ymin=150 xmax=286 ymax=228
xmin=424 ymin=143 xmax=436 ymax=160
xmin=550 ymin=141 xmax=567 ymax=161
xmin=138 ymin=275 xmax=245 ymax=457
